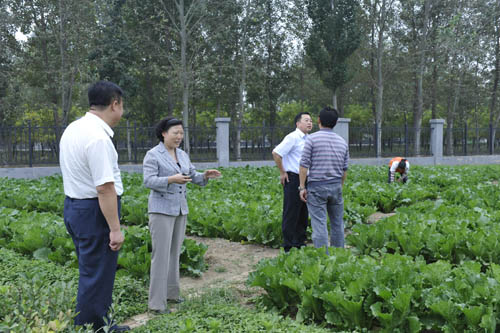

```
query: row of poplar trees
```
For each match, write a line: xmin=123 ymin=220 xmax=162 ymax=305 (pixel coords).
xmin=0 ymin=0 xmax=499 ymax=156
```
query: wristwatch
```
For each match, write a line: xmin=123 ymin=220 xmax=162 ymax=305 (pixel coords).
xmin=298 ymin=186 xmax=306 ymax=191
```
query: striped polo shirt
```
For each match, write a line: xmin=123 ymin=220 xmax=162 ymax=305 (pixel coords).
xmin=300 ymin=128 xmax=349 ymax=186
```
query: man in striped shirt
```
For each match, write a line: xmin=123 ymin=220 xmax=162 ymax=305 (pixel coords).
xmin=299 ymin=107 xmax=349 ymax=250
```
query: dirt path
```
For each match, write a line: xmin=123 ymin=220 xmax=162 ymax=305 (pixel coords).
xmin=366 ymin=211 xmax=395 ymax=223
xmin=121 ymin=236 xmax=280 ymax=328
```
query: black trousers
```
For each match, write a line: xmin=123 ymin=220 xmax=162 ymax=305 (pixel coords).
xmin=282 ymin=172 xmax=308 ymax=252
xmin=63 ymin=196 xmax=121 ymax=331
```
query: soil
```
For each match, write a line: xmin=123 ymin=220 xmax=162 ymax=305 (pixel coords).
xmin=366 ymin=211 xmax=395 ymax=224
xmin=122 ymin=212 xmax=392 ymax=328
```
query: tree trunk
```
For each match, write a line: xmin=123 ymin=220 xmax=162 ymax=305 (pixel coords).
xmin=145 ymin=72 xmax=157 ymax=125
xmin=446 ymin=72 xmax=462 ymax=155
xmin=236 ymin=0 xmax=251 ymax=162
xmin=413 ymin=0 xmax=431 ymax=156
xmin=489 ymin=9 xmax=500 ymax=151
xmin=178 ymin=0 xmax=190 ymax=153
xmin=166 ymin=79 xmax=174 ymax=117
xmin=332 ymin=91 xmax=338 ymax=110
xmin=445 ymin=116 xmax=454 ymax=156
xmin=375 ymin=0 xmax=387 ymax=158
xmin=370 ymin=1 xmax=376 ymax=123
xmin=431 ymin=59 xmax=438 ymax=119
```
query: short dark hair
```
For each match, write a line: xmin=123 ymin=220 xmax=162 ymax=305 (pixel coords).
xmin=398 ymin=159 xmax=407 ymax=169
xmin=294 ymin=112 xmax=311 ymax=125
xmin=155 ymin=117 xmax=183 ymax=142
xmin=319 ymin=106 xmax=338 ymax=128
xmin=88 ymin=81 xmax=123 ymax=108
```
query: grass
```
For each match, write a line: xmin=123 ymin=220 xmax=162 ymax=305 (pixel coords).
xmin=131 ymin=288 xmax=348 ymax=333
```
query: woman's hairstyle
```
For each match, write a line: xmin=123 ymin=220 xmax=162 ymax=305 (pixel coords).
xmin=155 ymin=117 xmax=183 ymax=142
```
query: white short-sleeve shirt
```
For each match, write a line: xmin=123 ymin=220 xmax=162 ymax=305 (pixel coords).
xmin=272 ymin=128 xmax=307 ymax=174
xmin=59 ymin=112 xmax=123 ymax=199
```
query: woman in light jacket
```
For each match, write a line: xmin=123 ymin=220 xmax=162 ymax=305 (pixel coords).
xmin=143 ymin=117 xmax=220 ymax=314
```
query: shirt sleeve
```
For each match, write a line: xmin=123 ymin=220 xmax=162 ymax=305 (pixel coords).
xmin=86 ymin=137 xmax=116 ymax=187
xmin=272 ymin=133 xmax=294 ymax=157
xmin=389 ymin=161 xmax=398 ymax=182
xmin=300 ymin=136 xmax=313 ymax=169
xmin=343 ymin=148 xmax=349 ymax=171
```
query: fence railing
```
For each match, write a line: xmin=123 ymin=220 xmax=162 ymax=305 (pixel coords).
xmin=1 ymin=122 xmax=500 ymax=167
xmin=349 ymin=125 xmax=432 ymax=158
xmin=0 ymin=123 xmax=218 ymax=167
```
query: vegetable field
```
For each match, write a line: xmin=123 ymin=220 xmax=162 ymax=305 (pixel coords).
xmin=250 ymin=165 xmax=500 ymax=332
xmin=2 ymin=165 xmax=500 ymax=331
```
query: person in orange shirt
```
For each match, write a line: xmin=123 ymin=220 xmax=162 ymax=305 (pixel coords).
xmin=388 ymin=157 xmax=409 ymax=183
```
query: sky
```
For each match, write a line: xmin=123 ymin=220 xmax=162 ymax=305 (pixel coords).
xmin=15 ymin=29 xmax=27 ymax=42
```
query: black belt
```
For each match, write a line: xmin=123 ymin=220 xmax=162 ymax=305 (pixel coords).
xmin=286 ymin=171 xmax=299 ymax=176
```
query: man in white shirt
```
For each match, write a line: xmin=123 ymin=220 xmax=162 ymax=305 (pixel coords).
xmin=272 ymin=112 xmax=313 ymax=252
xmin=60 ymin=81 xmax=129 ymax=332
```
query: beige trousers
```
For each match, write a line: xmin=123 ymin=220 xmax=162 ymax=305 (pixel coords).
xmin=148 ymin=213 xmax=187 ymax=311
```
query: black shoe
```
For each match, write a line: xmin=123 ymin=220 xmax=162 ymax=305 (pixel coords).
xmin=168 ymin=297 xmax=184 ymax=304
xmin=111 ymin=325 xmax=131 ymax=332
xmin=149 ymin=308 xmax=171 ymax=315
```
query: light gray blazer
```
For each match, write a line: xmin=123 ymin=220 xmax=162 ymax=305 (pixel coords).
xmin=143 ymin=142 xmax=207 ymax=216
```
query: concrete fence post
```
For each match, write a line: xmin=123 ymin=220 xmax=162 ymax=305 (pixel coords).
xmin=430 ymin=119 xmax=445 ymax=164
xmin=333 ymin=118 xmax=351 ymax=145
xmin=215 ymin=118 xmax=231 ymax=167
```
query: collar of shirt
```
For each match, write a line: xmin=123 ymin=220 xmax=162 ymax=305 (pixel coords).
xmin=85 ymin=112 xmax=114 ymax=138
xmin=294 ymin=127 xmax=307 ymax=139
xmin=319 ymin=128 xmax=334 ymax=133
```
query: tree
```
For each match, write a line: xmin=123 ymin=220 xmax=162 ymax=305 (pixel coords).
xmin=0 ymin=0 xmax=20 ymax=125
xmin=306 ymin=0 xmax=362 ymax=109
xmin=10 ymin=0 xmax=97 ymax=127
xmin=363 ymin=0 xmax=397 ymax=157
xmin=486 ymin=0 xmax=500 ymax=150
xmin=159 ymin=0 xmax=209 ymax=154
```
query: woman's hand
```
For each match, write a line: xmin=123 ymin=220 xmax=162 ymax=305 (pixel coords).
xmin=169 ymin=173 xmax=192 ymax=184
xmin=204 ymin=169 xmax=221 ymax=179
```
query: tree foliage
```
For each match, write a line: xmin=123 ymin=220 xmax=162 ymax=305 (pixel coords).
xmin=306 ymin=0 xmax=362 ymax=107
xmin=0 ymin=0 xmax=499 ymax=148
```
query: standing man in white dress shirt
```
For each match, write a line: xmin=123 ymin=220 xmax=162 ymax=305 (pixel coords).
xmin=272 ymin=112 xmax=313 ymax=252
xmin=59 ymin=81 xmax=129 ymax=332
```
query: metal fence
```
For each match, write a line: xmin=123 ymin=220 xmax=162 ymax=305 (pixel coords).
xmin=0 ymin=123 xmax=217 ymax=166
xmin=2 ymin=123 xmax=500 ymax=166
xmin=443 ymin=126 xmax=498 ymax=156
xmin=230 ymin=126 xmax=294 ymax=161
xmin=349 ymin=125 xmax=431 ymax=158
xmin=112 ymin=124 xmax=217 ymax=164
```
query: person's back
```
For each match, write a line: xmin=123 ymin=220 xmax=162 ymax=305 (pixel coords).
xmin=59 ymin=80 xmax=129 ymax=332
xmin=299 ymin=107 xmax=349 ymax=252
xmin=302 ymin=129 xmax=348 ymax=185
xmin=388 ymin=157 xmax=409 ymax=183
xmin=60 ymin=115 xmax=119 ymax=198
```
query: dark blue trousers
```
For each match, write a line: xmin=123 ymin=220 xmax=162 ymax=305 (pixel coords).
xmin=63 ymin=196 xmax=121 ymax=331
xmin=282 ymin=172 xmax=309 ymax=252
